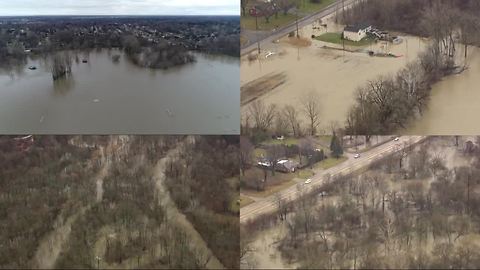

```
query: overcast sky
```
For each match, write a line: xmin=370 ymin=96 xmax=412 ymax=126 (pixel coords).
xmin=0 ymin=0 xmax=239 ymax=16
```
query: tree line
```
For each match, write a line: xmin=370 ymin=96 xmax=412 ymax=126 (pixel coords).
xmin=165 ymin=136 xmax=240 ymax=269
xmin=344 ymin=1 xmax=480 ymax=136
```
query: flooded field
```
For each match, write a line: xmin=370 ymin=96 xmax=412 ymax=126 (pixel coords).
xmin=0 ymin=49 xmax=239 ymax=134
xmin=241 ymin=17 xmax=428 ymax=133
xmin=242 ymin=15 xmax=480 ymax=134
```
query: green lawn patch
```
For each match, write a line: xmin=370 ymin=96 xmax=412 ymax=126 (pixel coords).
xmin=316 ymin=156 xmax=348 ymax=170
xmin=241 ymin=14 xmax=297 ymax=31
xmin=298 ymin=0 xmax=336 ymax=13
xmin=315 ymin=32 xmax=374 ymax=47
xmin=297 ymin=169 xmax=314 ymax=179
xmin=241 ymin=0 xmax=336 ymax=31
xmin=239 ymin=195 xmax=255 ymax=208
xmin=263 ymin=137 xmax=299 ymax=146
xmin=243 ymin=178 xmax=298 ymax=198
xmin=254 ymin=148 xmax=266 ymax=158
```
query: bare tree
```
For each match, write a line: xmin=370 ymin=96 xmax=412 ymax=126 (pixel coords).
xmin=301 ymin=92 xmax=321 ymax=136
xmin=283 ymin=105 xmax=302 ymax=137
xmin=248 ymin=100 xmax=277 ymax=131
xmin=240 ymin=136 xmax=254 ymax=176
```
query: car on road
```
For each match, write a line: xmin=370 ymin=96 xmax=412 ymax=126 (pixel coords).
xmin=304 ymin=178 xmax=312 ymax=184
xmin=394 ymin=137 xmax=400 ymax=141
xmin=354 ymin=153 xmax=360 ymax=159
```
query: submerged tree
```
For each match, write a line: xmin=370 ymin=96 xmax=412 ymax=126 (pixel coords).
xmin=51 ymin=52 xmax=72 ymax=81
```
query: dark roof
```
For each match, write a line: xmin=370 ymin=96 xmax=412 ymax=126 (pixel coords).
xmin=344 ymin=23 xmax=371 ymax=32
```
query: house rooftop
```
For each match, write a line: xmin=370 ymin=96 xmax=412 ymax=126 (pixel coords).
xmin=344 ymin=23 xmax=371 ymax=32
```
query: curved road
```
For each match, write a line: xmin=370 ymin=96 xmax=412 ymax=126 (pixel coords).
xmin=240 ymin=136 xmax=427 ymax=223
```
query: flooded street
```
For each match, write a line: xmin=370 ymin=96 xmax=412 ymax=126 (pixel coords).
xmin=241 ymin=18 xmax=427 ymax=132
xmin=0 ymin=49 xmax=239 ymax=134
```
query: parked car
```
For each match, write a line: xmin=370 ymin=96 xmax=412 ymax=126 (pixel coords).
xmin=354 ymin=153 xmax=360 ymax=159
xmin=304 ymin=178 xmax=312 ymax=184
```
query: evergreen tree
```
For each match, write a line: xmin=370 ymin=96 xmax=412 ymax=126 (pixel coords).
xmin=330 ymin=133 xmax=343 ymax=158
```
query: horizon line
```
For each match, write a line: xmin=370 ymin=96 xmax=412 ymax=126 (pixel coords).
xmin=0 ymin=14 xmax=239 ymax=17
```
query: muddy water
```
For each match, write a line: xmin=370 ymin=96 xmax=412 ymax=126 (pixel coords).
xmin=0 ymin=49 xmax=239 ymax=134
xmin=403 ymin=46 xmax=480 ymax=135
xmin=241 ymin=18 xmax=428 ymax=132
xmin=243 ymin=223 xmax=298 ymax=269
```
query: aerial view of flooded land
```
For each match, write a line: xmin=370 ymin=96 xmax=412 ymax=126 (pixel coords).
xmin=0 ymin=135 xmax=240 ymax=269
xmin=241 ymin=0 xmax=480 ymax=135
xmin=240 ymin=135 xmax=480 ymax=269
xmin=0 ymin=16 xmax=240 ymax=134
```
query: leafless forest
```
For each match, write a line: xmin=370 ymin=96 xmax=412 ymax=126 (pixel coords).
xmin=242 ymin=137 xmax=480 ymax=269
xmin=0 ymin=135 xmax=239 ymax=269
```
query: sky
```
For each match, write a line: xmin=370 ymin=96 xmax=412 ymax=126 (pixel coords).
xmin=0 ymin=0 xmax=239 ymax=16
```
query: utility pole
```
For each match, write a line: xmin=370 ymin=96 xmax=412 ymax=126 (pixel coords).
xmin=296 ymin=10 xmax=299 ymax=38
xmin=255 ymin=6 xmax=261 ymax=54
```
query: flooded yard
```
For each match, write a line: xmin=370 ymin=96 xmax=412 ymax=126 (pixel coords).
xmin=241 ymin=18 xmax=427 ymax=133
xmin=242 ymin=14 xmax=480 ymax=135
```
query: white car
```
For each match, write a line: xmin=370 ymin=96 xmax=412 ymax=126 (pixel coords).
xmin=265 ymin=51 xmax=276 ymax=58
xmin=394 ymin=137 xmax=400 ymax=141
xmin=354 ymin=153 xmax=360 ymax=159
xmin=304 ymin=178 xmax=312 ymax=184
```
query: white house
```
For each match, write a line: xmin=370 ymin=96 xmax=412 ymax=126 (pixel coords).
xmin=343 ymin=24 xmax=372 ymax=42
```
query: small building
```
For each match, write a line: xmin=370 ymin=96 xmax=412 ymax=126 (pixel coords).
xmin=275 ymin=159 xmax=298 ymax=173
xmin=343 ymin=23 xmax=372 ymax=42
xmin=257 ymin=159 xmax=298 ymax=173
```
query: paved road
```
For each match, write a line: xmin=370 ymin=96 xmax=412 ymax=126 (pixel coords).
xmin=240 ymin=136 xmax=427 ymax=223
xmin=241 ymin=0 xmax=355 ymax=55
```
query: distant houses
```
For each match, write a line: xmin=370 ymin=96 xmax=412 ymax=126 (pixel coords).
xmin=343 ymin=23 xmax=372 ymax=42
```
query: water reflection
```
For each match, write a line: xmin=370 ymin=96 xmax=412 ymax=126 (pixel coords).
xmin=0 ymin=49 xmax=239 ymax=134
xmin=53 ymin=76 xmax=75 ymax=96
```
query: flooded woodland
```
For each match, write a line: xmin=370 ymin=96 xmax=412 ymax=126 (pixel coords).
xmin=241 ymin=14 xmax=480 ymax=135
xmin=241 ymin=136 xmax=480 ymax=269
xmin=0 ymin=49 xmax=239 ymax=134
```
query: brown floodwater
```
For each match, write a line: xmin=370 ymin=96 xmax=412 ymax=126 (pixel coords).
xmin=243 ymin=223 xmax=298 ymax=269
xmin=402 ymin=46 xmax=480 ymax=135
xmin=242 ymin=15 xmax=480 ymax=135
xmin=0 ymin=49 xmax=239 ymax=134
xmin=241 ymin=17 xmax=428 ymax=133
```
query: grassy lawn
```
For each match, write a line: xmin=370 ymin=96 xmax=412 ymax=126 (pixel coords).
xmin=241 ymin=0 xmax=336 ymax=31
xmin=298 ymin=0 xmax=336 ymax=13
xmin=243 ymin=178 xmax=298 ymax=198
xmin=254 ymin=148 xmax=266 ymax=158
xmin=239 ymin=195 xmax=255 ymax=208
xmin=263 ymin=137 xmax=299 ymax=146
xmin=317 ymin=135 xmax=333 ymax=147
xmin=315 ymin=32 xmax=374 ymax=47
xmin=315 ymin=156 xmax=348 ymax=170
xmin=230 ymin=195 xmax=241 ymax=213
xmin=297 ymin=169 xmax=314 ymax=179
xmin=241 ymin=14 xmax=297 ymax=31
